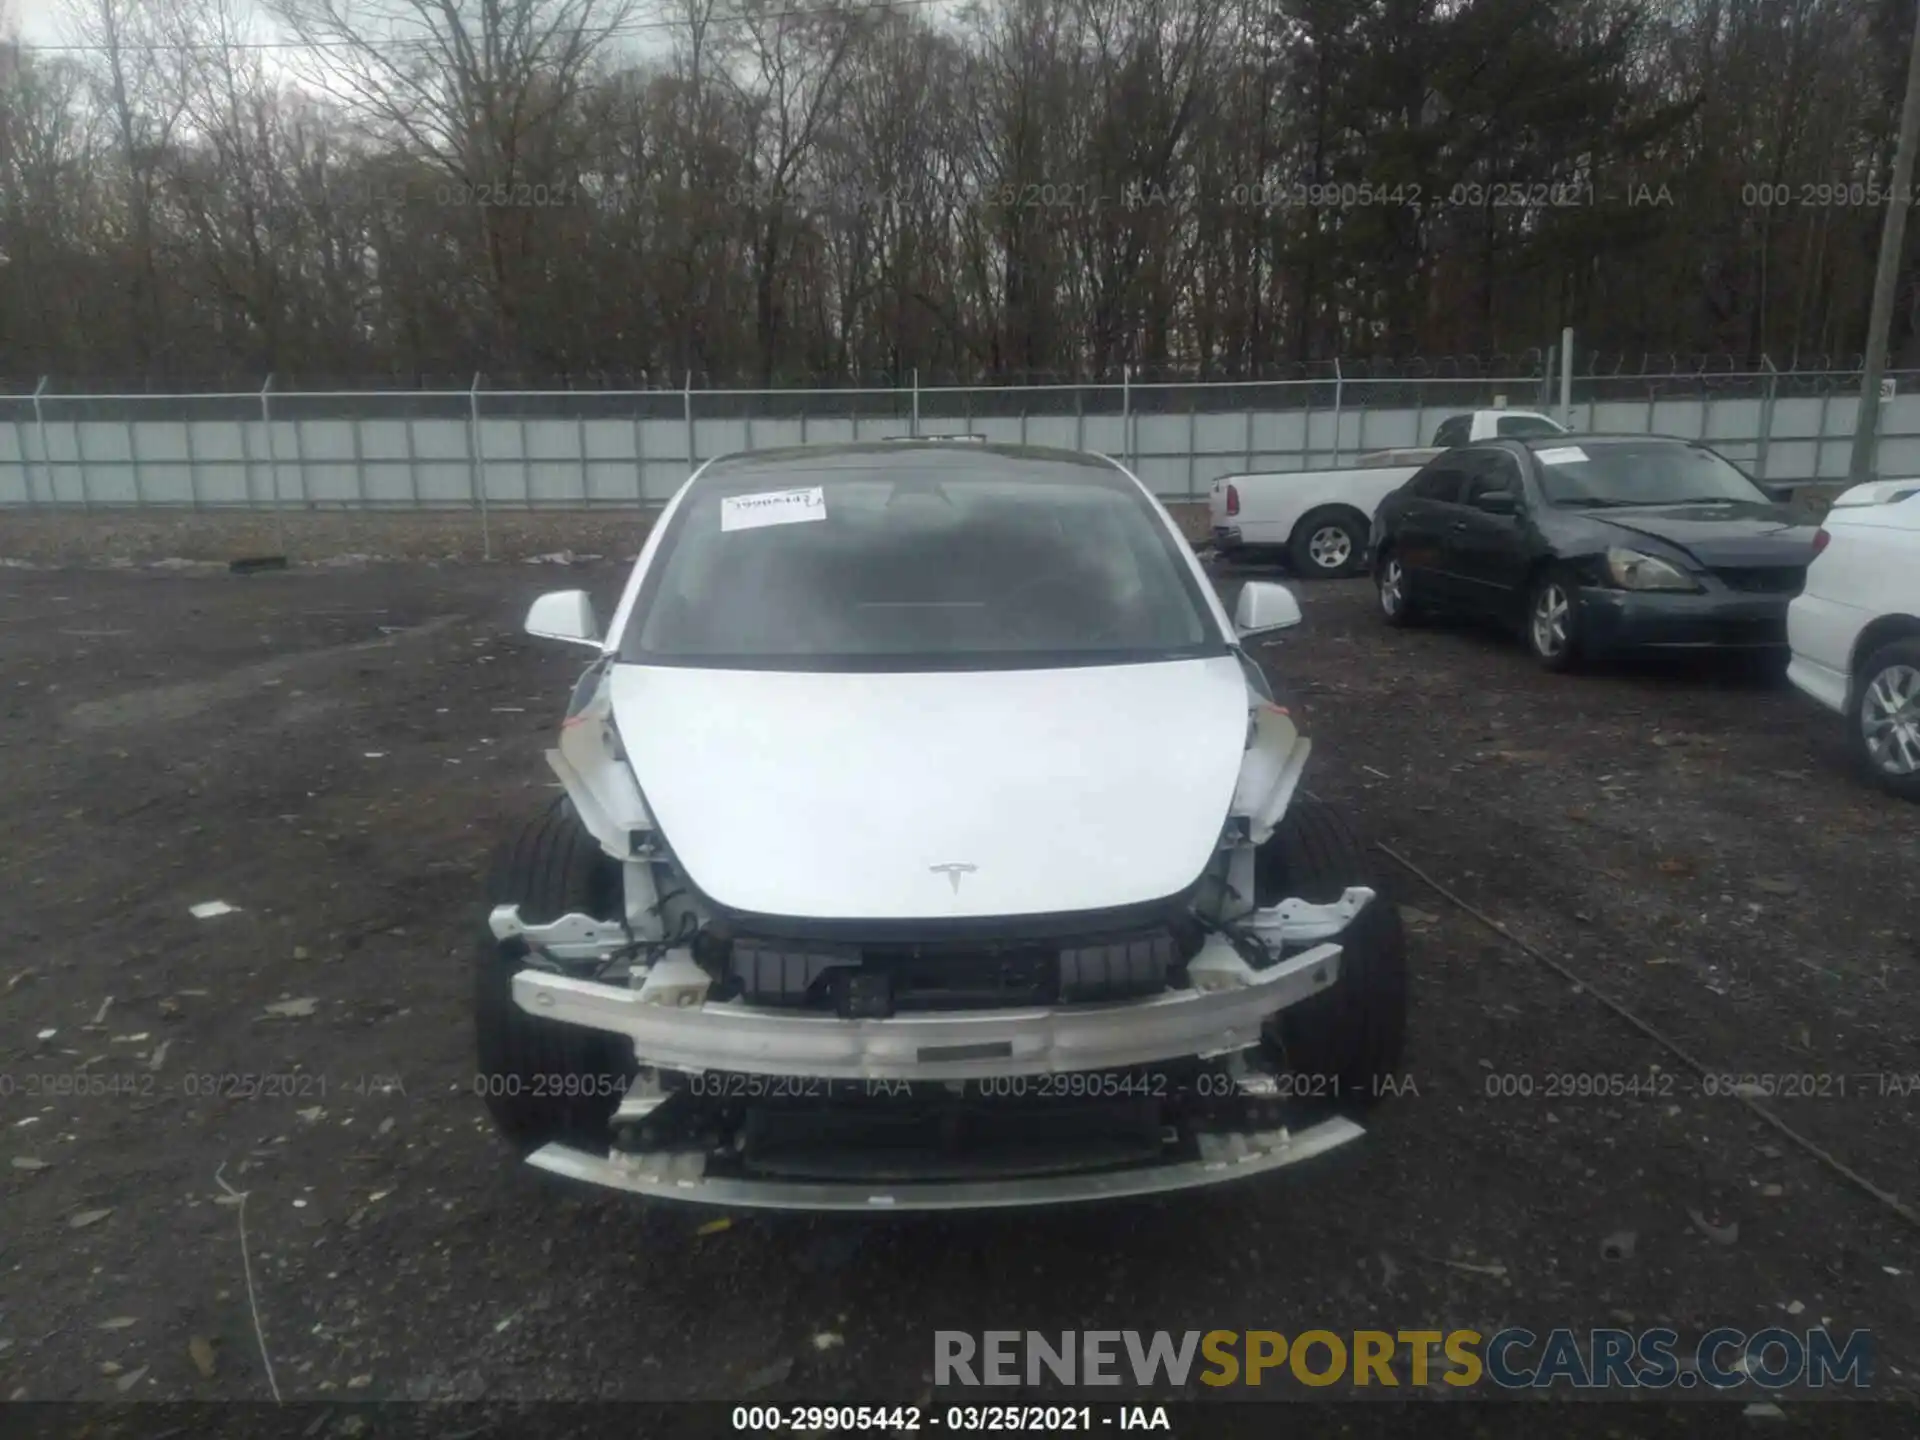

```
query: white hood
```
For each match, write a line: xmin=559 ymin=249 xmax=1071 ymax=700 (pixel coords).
xmin=608 ymin=657 xmax=1252 ymax=921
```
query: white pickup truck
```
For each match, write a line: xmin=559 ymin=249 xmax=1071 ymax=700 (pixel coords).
xmin=1208 ymin=408 xmax=1568 ymax=578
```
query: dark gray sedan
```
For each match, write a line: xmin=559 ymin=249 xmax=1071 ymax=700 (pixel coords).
xmin=1368 ymin=435 xmax=1819 ymax=670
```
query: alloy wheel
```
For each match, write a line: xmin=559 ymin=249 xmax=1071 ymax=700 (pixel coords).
xmin=1379 ymin=559 xmax=1404 ymax=615
xmin=1862 ymin=663 xmax=1920 ymax=777
xmin=1531 ymin=583 xmax=1570 ymax=658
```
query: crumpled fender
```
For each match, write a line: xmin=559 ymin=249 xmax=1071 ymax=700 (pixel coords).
xmin=549 ymin=661 xmax=652 ymax=861
xmin=1228 ymin=702 xmax=1311 ymax=847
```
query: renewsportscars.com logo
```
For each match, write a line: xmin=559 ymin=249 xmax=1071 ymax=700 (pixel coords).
xmin=934 ymin=1328 xmax=1873 ymax=1390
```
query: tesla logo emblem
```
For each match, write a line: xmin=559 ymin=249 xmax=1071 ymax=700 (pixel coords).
xmin=929 ymin=862 xmax=978 ymax=894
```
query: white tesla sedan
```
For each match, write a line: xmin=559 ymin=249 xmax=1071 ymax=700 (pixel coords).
xmin=1786 ymin=478 xmax=1920 ymax=800
xmin=477 ymin=441 xmax=1407 ymax=1210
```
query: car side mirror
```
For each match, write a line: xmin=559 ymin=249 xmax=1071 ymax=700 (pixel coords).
xmin=525 ymin=590 xmax=603 ymax=649
xmin=1233 ymin=580 xmax=1304 ymax=637
xmin=1473 ymin=491 xmax=1518 ymax=516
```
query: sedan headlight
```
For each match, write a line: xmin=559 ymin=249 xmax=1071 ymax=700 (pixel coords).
xmin=1604 ymin=547 xmax=1699 ymax=592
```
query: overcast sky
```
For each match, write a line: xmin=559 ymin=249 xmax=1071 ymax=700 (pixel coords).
xmin=12 ymin=0 xmax=69 ymax=45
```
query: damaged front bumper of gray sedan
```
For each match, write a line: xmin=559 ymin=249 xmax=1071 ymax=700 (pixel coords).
xmin=487 ymin=885 xmax=1377 ymax=1212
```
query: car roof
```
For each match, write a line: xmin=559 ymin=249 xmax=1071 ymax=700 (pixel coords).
xmin=694 ymin=441 xmax=1127 ymax=489
xmin=1511 ymin=432 xmax=1706 ymax=450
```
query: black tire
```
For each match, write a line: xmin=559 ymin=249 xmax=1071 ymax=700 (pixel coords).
xmin=476 ymin=798 xmax=633 ymax=1154
xmin=1848 ymin=638 xmax=1920 ymax=802
xmin=1524 ymin=567 xmax=1581 ymax=672
xmin=1374 ymin=549 xmax=1423 ymax=627
xmin=1254 ymin=799 xmax=1408 ymax=1111
xmin=1289 ymin=507 xmax=1368 ymax=580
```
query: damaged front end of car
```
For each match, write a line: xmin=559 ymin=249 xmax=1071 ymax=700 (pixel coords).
xmin=485 ymin=655 xmax=1385 ymax=1212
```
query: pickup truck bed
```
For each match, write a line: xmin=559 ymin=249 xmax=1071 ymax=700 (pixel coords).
xmin=1208 ymin=464 xmax=1419 ymax=578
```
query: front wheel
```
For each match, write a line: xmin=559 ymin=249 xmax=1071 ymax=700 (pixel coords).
xmin=1850 ymin=639 xmax=1920 ymax=801
xmin=1525 ymin=569 xmax=1581 ymax=671
xmin=1255 ymin=799 xmax=1408 ymax=1110
xmin=475 ymin=798 xmax=633 ymax=1154
xmin=1375 ymin=552 xmax=1422 ymax=627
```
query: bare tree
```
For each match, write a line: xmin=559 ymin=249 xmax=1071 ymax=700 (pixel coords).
xmin=268 ymin=0 xmax=642 ymax=365
xmin=63 ymin=0 xmax=193 ymax=376
xmin=719 ymin=0 xmax=865 ymax=383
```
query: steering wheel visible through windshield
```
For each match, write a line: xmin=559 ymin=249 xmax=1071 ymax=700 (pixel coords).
xmin=1532 ymin=440 xmax=1774 ymax=509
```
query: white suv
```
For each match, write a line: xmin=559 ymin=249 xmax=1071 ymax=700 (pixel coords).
xmin=1786 ymin=479 xmax=1920 ymax=799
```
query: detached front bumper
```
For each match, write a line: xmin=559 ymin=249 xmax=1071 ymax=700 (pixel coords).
xmin=1576 ymin=587 xmax=1791 ymax=652
xmin=490 ymin=889 xmax=1376 ymax=1209
xmin=524 ymin=1115 xmax=1365 ymax=1211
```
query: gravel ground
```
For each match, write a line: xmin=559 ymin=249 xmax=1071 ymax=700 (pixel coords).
xmin=1 ymin=554 xmax=1916 ymax=1423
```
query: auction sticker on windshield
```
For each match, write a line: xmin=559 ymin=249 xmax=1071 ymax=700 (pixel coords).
xmin=720 ymin=486 xmax=827 ymax=532
xmin=1535 ymin=446 xmax=1590 ymax=466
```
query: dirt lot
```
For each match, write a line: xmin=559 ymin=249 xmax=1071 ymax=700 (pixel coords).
xmin=1 ymin=552 xmax=1918 ymax=1420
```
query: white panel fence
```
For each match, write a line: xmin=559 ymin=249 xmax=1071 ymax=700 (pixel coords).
xmin=2 ymin=375 xmax=1915 ymax=517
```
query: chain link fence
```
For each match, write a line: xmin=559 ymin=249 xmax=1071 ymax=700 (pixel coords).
xmin=2 ymin=363 xmax=1913 ymax=558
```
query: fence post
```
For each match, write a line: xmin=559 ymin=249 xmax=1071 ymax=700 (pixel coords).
xmin=1075 ymin=383 xmax=1084 ymax=451
xmin=911 ymin=368 xmax=920 ymax=437
xmin=469 ymin=373 xmax=491 ymax=560
xmin=1757 ymin=356 xmax=1778 ymax=481
xmin=1814 ymin=383 xmax=1835 ymax=481
xmin=287 ymin=399 xmax=307 ymax=509
xmin=30 ymin=376 xmax=49 ymax=508
xmin=1122 ymin=365 xmax=1132 ymax=468
xmin=1331 ymin=360 xmax=1344 ymax=468
xmin=634 ymin=409 xmax=647 ymax=505
xmin=519 ymin=414 xmax=533 ymax=509
xmin=577 ymin=412 xmax=592 ymax=507
xmin=1187 ymin=398 xmax=1197 ymax=498
xmin=122 ymin=417 xmax=137 ymax=512
xmin=73 ymin=415 xmax=88 ymax=509
xmin=348 ymin=412 xmax=366 ymax=509
xmin=401 ymin=406 xmax=420 ymax=507
xmin=684 ymin=371 xmax=695 ymax=468
xmin=262 ymin=374 xmax=286 ymax=555
xmin=183 ymin=411 xmax=201 ymax=510
xmin=1560 ymin=326 xmax=1574 ymax=425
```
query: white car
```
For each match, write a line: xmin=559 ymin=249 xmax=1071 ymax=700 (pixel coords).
xmin=1786 ymin=478 xmax=1920 ymax=799
xmin=1209 ymin=409 xmax=1567 ymax=579
xmin=479 ymin=441 xmax=1407 ymax=1210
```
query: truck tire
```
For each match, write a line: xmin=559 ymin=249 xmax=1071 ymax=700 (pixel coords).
xmin=1849 ymin=638 xmax=1920 ymax=801
xmin=1255 ymin=798 xmax=1408 ymax=1111
xmin=1289 ymin=507 xmax=1368 ymax=579
xmin=475 ymin=798 xmax=632 ymax=1154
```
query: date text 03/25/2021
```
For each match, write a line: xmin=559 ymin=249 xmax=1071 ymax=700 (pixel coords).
xmin=732 ymin=1406 xmax=1170 ymax=1433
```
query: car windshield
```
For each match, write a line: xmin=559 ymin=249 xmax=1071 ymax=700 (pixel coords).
xmin=623 ymin=458 xmax=1224 ymax=670
xmin=1532 ymin=441 xmax=1772 ymax=508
